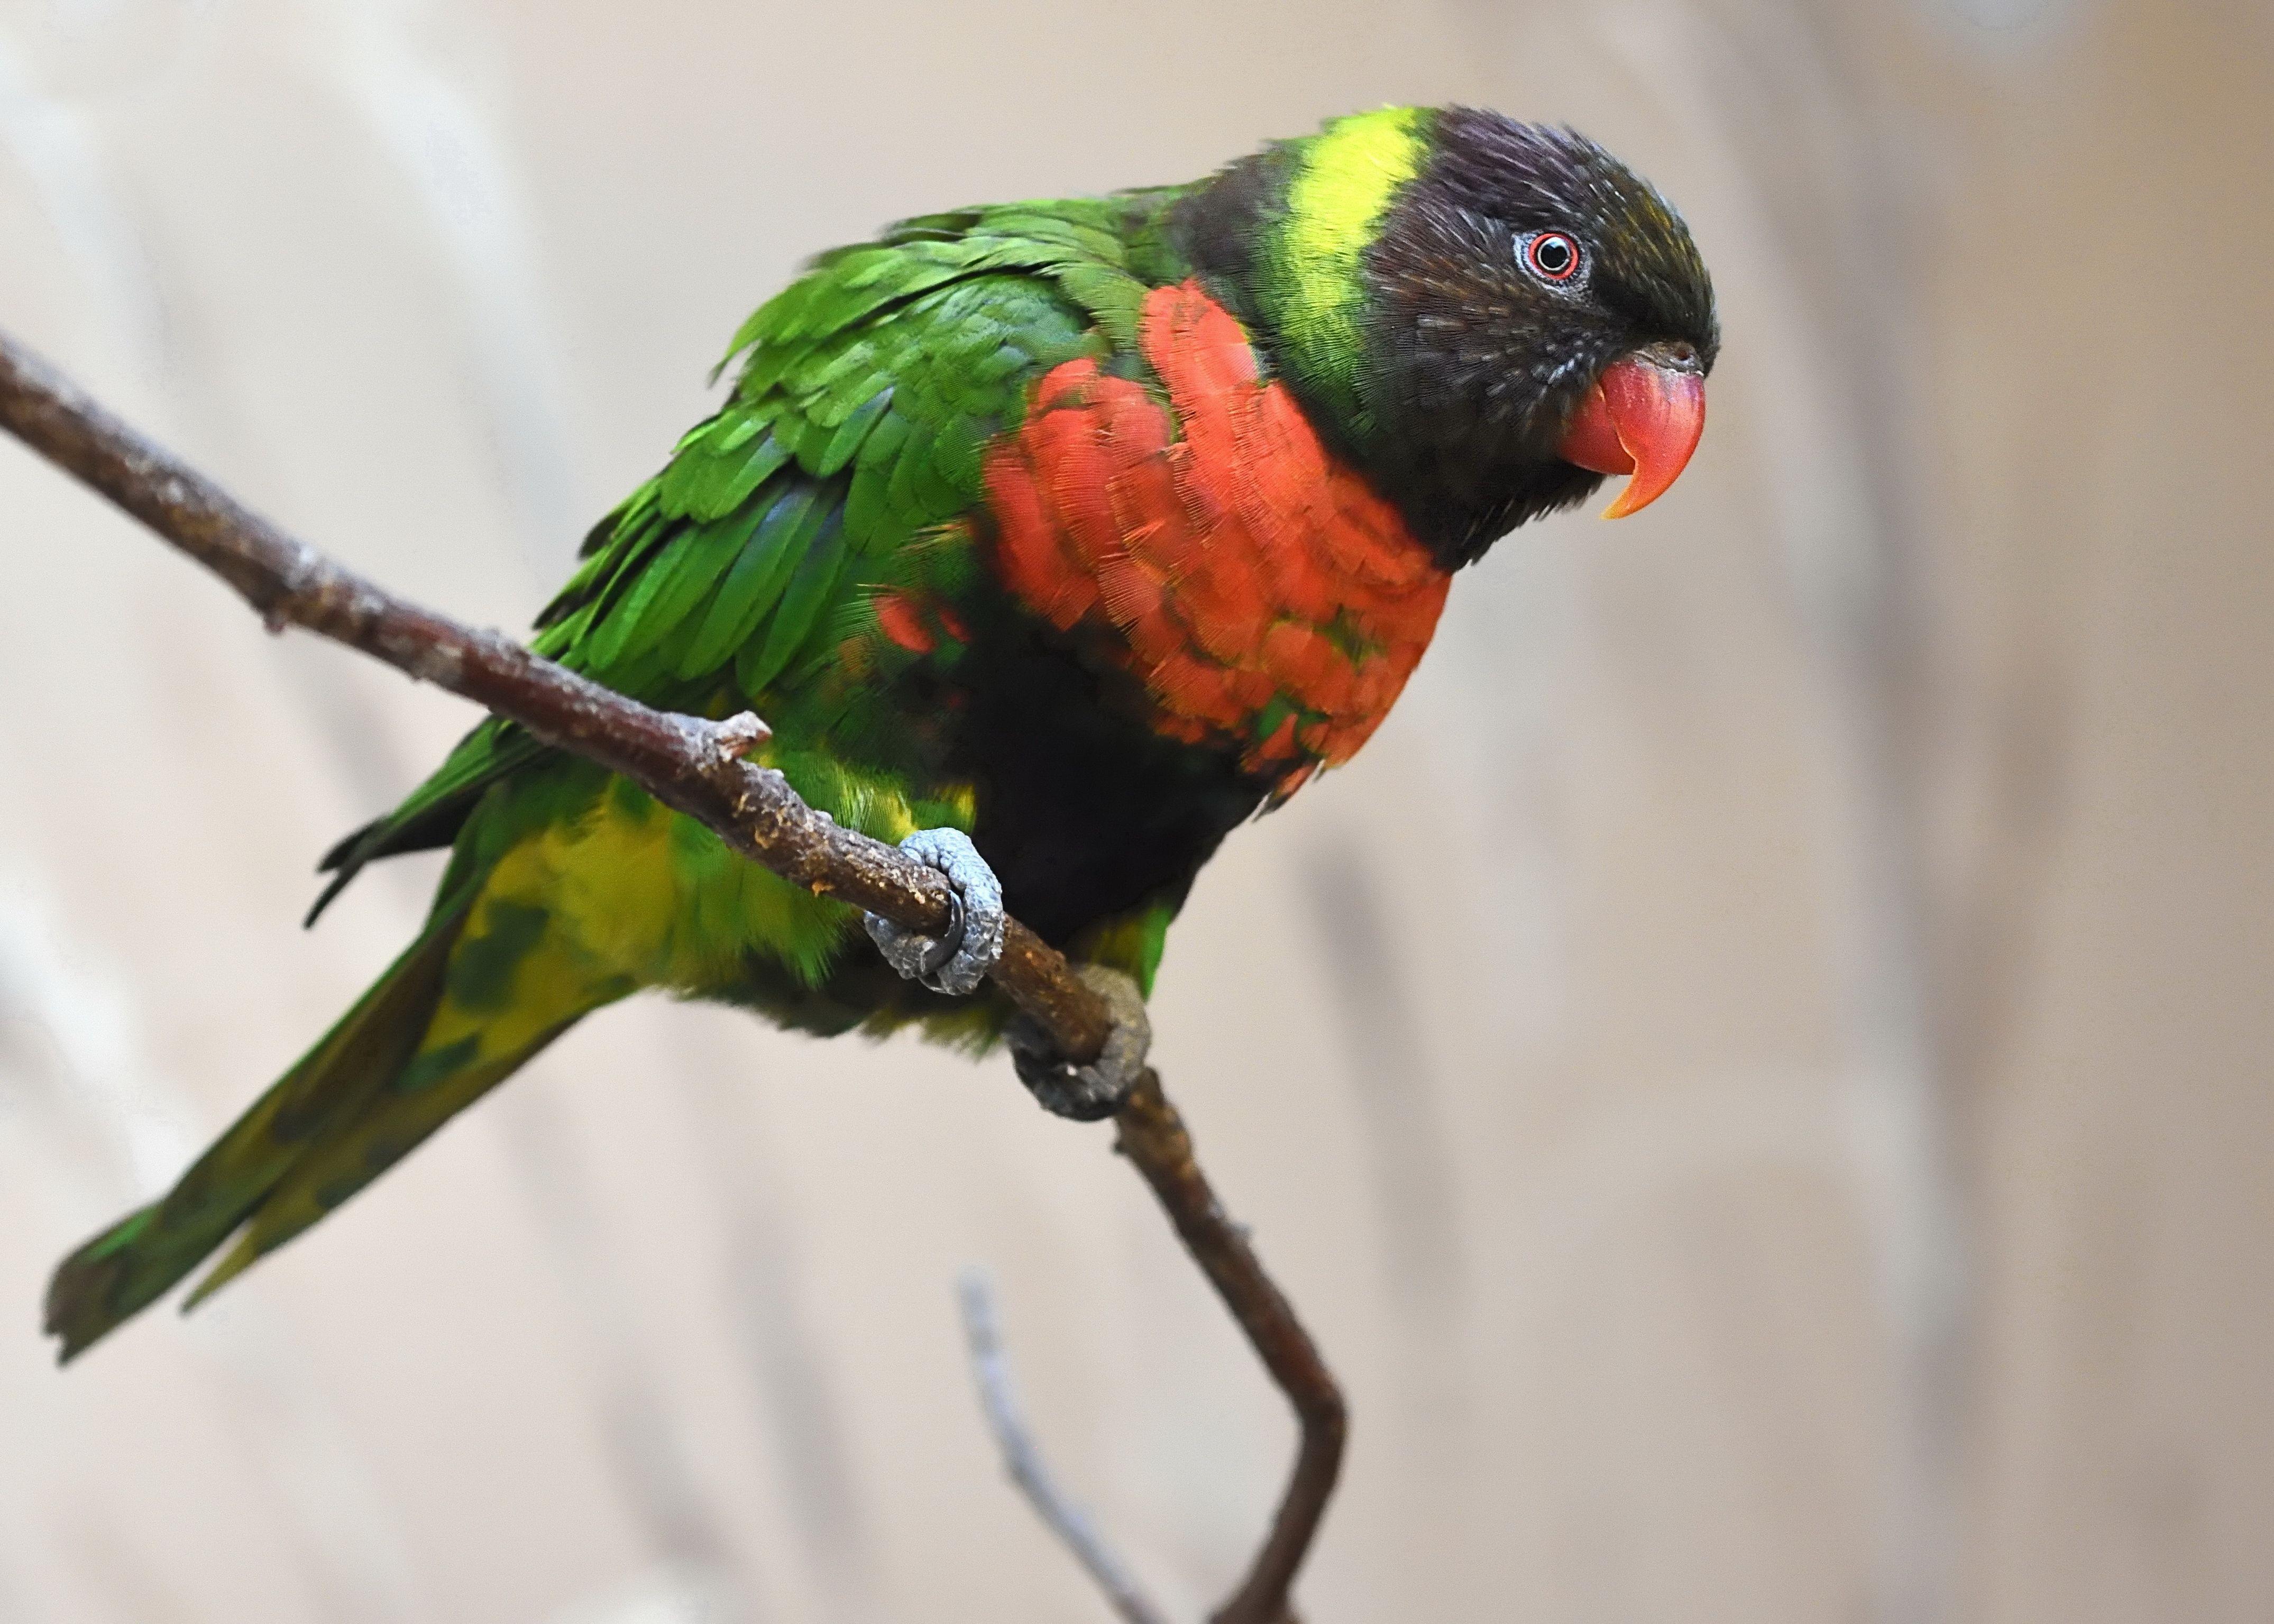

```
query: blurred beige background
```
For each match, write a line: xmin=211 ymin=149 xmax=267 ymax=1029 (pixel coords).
xmin=1 ymin=1 xmax=2268 ymax=1620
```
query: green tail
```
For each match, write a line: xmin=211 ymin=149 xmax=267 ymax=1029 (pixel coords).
xmin=45 ymin=880 xmax=592 ymax=1362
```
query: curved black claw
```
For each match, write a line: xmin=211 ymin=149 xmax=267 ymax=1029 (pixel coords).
xmin=1008 ymin=965 xmax=1151 ymax=1121
xmin=865 ymin=828 xmax=1005 ymax=996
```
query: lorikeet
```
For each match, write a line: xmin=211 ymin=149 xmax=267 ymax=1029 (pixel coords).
xmin=48 ymin=105 xmax=1716 ymax=1360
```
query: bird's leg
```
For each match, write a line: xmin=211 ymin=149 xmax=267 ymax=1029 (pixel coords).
xmin=864 ymin=830 xmax=1147 ymax=1119
xmin=865 ymin=828 xmax=1005 ymax=996
xmin=1007 ymin=964 xmax=1150 ymax=1122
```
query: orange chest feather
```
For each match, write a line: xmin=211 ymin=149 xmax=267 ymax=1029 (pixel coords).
xmin=983 ymin=282 xmax=1450 ymax=792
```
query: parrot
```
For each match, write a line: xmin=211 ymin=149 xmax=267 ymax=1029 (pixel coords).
xmin=47 ymin=105 xmax=1717 ymax=1361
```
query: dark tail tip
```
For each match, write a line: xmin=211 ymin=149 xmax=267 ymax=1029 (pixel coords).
xmin=46 ymin=1245 xmax=123 ymax=1365
xmin=44 ymin=1204 xmax=191 ymax=1365
xmin=306 ymin=822 xmax=380 ymax=928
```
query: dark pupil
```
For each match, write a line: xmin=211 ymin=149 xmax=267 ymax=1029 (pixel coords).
xmin=1535 ymin=236 xmax=1572 ymax=274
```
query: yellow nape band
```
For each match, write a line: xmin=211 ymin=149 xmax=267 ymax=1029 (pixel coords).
xmin=1273 ymin=106 xmax=1427 ymax=414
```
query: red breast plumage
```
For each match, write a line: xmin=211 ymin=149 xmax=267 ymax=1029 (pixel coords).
xmin=986 ymin=281 xmax=1451 ymax=791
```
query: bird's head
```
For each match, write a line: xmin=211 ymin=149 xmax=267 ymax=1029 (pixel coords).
xmin=1175 ymin=105 xmax=1719 ymax=566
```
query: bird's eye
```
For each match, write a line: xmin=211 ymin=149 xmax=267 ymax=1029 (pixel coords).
xmin=1523 ymin=231 xmax=1582 ymax=284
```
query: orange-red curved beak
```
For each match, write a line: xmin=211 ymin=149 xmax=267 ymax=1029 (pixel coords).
xmin=1556 ymin=352 xmax=1707 ymax=518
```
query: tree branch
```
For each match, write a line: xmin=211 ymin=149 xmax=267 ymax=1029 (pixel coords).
xmin=957 ymin=1269 xmax=1171 ymax=1624
xmin=1116 ymin=1072 xmax=1346 ymax=1624
xmin=0 ymin=326 xmax=1344 ymax=1624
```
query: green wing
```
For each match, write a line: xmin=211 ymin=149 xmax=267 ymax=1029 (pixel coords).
xmin=313 ymin=197 xmax=1175 ymax=913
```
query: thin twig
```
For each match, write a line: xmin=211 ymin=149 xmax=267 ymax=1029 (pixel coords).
xmin=957 ymin=1269 xmax=1171 ymax=1624
xmin=0 ymin=324 xmax=1345 ymax=1624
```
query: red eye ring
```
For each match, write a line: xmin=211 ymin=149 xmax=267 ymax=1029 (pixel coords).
xmin=1525 ymin=230 xmax=1582 ymax=283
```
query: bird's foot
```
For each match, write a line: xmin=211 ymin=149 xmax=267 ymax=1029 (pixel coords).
xmin=1008 ymin=964 xmax=1150 ymax=1121
xmin=864 ymin=828 xmax=1005 ymax=996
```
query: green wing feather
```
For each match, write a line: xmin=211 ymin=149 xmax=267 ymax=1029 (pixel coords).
xmin=319 ymin=196 xmax=1156 ymax=916
xmin=49 ymin=197 xmax=1180 ymax=1360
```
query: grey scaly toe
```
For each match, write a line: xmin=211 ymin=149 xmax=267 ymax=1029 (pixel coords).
xmin=864 ymin=827 xmax=1005 ymax=997
xmin=1009 ymin=964 xmax=1151 ymax=1121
